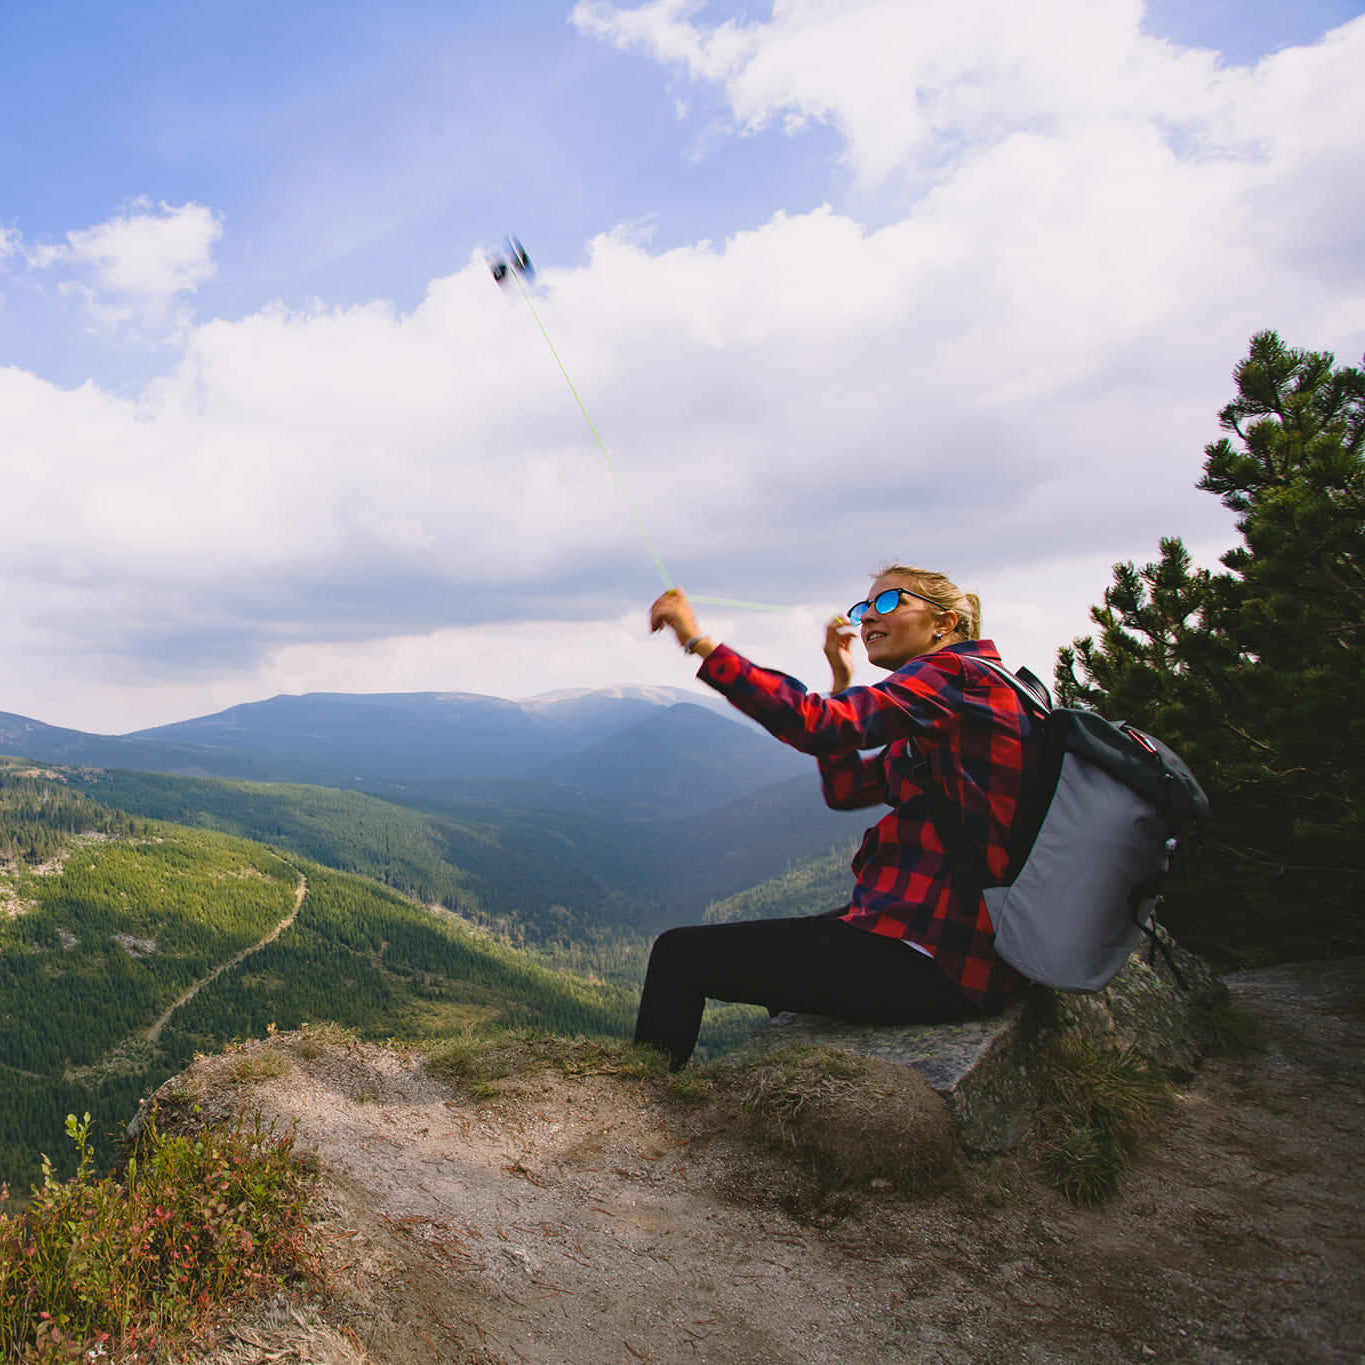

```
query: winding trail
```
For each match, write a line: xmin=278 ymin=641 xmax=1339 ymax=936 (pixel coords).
xmin=146 ymin=863 xmax=307 ymax=1045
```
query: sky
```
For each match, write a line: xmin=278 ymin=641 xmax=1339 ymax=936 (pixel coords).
xmin=2 ymin=0 xmax=1363 ymax=734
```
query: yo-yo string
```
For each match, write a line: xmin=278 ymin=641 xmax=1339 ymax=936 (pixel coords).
xmin=506 ymin=263 xmax=790 ymax=614
xmin=689 ymin=595 xmax=792 ymax=612
xmin=508 ymin=267 xmax=675 ymax=590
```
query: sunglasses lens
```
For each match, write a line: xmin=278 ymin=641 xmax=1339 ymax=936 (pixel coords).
xmin=874 ymin=589 xmax=904 ymax=614
xmin=848 ymin=601 xmax=870 ymax=623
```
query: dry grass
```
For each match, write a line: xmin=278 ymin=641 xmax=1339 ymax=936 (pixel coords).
xmin=714 ymin=1044 xmax=963 ymax=1197
xmin=425 ymin=1028 xmax=670 ymax=1100
xmin=228 ymin=1052 xmax=294 ymax=1084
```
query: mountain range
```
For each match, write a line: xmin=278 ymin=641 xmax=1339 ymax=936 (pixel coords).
xmin=0 ymin=685 xmax=795 ymax=816
xmin=0 ymin=686 xmax=868 ymax=941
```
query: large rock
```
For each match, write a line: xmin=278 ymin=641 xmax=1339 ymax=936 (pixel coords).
xmin=1045 ymin=930 xmax=1226 ymax=1076
xmin=740 ymin=928 xmax=1227 ymax=1153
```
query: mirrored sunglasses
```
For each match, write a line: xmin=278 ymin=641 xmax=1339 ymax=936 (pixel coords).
xmin=847 ymin=587 xmax=944 ymax=624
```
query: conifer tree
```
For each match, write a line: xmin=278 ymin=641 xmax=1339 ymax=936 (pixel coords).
xmin=1057 ymin=331 xmax=1364 ymax=961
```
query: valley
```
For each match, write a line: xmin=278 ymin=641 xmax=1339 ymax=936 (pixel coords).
xmin=0 ymin=685 xmax=867 ymax=1192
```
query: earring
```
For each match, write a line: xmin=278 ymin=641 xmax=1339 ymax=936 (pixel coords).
xmin=933 ymin=632 xmax=943 ymax=640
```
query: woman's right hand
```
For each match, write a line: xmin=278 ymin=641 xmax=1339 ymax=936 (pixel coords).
xmin=824 ymin=616 xmax=856 ymax=693
xmin=649 ymin=588 xmax=700 ymax=646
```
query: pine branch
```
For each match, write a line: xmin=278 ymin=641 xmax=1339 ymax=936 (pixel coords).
xmin=1211 ymin=840 xmax=1365 ymax=876
xmin=1220 ymin=720 xmax=1276 ymax=754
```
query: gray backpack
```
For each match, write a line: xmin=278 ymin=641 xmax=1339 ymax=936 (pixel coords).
xmin=917 ymin=659 xmax=1209 ymax=992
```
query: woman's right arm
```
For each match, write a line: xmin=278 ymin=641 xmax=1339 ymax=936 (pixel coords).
xmin=648 ymin=588 xmax=955 ymax=756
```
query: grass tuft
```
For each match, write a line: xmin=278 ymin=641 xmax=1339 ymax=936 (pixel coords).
xmin=724 ymin=1045 xmax=867 ymax=1133
xmin=228 ymin=1052 xmax=293 ymax=1084
xmin=1203 ymin=999 xmax=1262 ymax=1056
xmin=707 ymin=1045 xmax=961 ymax=1202
xmin=0 ymin=1105 xmax=319 ymax=1362
xmin=286 ymin=1020 xmax=359 ymax=1061
xmin=1036 ymin=1036 xmax=1175 ymax=1205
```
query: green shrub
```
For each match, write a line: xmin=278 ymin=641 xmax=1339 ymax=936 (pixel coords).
xmin=0 ymin=1106 xmax=318 ymax=1361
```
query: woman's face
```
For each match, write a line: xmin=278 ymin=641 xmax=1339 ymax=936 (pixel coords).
xmin=859 ymin=573 xmax=955 ymax=670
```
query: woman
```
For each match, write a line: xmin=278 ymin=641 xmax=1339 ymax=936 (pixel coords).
xmin=636 ymin=564 xmax=1043 ymax=1069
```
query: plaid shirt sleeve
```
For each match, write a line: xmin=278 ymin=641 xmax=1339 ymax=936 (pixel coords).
xmin=697 ymin=641 xmax=966 ymax=754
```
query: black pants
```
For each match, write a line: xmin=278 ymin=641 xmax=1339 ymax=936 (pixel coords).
xmin=634 ymin=913 xmax=983 ymax=1069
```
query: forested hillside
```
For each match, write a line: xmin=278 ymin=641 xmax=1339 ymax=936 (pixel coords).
xmin=66 ymin=768 xmax=485 ymax=919
xmin=0 ymin=770 xmax=140 ymax=864
xmin=0 ymin=689 xmax=802 ymax=819
xmin=0 ymin=764 xmax=637 ymax=1191
xmin=704 ymin=839 xmax=861 ymax=923
xmin=55 ymin=763 xmax=864 ymax=952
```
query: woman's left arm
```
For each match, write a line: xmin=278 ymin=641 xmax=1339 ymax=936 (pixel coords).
xmin=818 ymin=749 xmax=889 ymax=808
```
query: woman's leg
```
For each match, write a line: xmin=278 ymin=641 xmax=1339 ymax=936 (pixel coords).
xmin=634 ymin=914 xmax=980 ymax=1069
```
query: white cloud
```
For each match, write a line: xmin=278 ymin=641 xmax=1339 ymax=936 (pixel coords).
xmin=2 ymin=6 xmax=1364 ymax=729
xmin=572 ymin=1 xmax=1360 ymax=186
xmin=25 ymin=199 xmax=222 ymax=329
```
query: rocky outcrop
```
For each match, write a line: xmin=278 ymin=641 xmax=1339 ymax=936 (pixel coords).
xmin=140 ymin=956 xmax=1365 ymax=1364
xmin=739 ymin=929 xmax=1228 ymax=1152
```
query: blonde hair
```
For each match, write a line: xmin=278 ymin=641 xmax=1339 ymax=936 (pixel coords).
xmin=875 ymin=564 xmax=980 ymax=643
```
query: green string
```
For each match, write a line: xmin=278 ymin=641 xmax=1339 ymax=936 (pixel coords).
xmin=689 ymin=595 xmax=793 ymax=613
xmin=510 ymin=268 xmax=675 ymax=591
xmin=508 ymin=267 xmax=792 ymax=614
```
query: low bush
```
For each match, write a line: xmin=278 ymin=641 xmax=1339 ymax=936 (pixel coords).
xmin=0 ymin=1105 xmax=319 ymax=1362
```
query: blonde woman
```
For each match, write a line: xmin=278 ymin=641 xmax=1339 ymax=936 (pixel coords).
xmin=636 ymin=565 xmax=1043 ymax=1069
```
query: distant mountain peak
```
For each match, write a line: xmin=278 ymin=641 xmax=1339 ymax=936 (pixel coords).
xmin=520 ymin=684 xmax=731 ymax=714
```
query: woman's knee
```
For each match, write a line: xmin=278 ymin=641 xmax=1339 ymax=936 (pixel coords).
xmin=644 ymin=925 xmax=710 ymax=984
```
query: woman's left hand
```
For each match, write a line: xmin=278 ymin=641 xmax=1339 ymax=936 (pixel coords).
xmin=649 ymin=588 xmax=701 ymax=649
xmin=824 ymin=616 xmax=856 ymax=692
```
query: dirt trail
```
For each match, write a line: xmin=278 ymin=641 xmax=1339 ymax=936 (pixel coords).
xmin=187 ymin=959 xmax=1364 ymax=1365
xmin=146 ymin=866 xmax=307 ymax=1044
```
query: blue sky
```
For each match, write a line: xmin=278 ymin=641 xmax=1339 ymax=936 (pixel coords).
xmin=2 ymin=0 xmax=1363 ymax=731
xmin=2 ymin=1 xmax=841 ymax=389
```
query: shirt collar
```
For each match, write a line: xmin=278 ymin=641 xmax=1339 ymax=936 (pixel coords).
xmin=938 ymin=638 xmax=1001 ymax=662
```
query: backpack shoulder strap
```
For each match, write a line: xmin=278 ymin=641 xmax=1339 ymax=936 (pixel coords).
xmin=969 ymin=657 xmax=1053 ymax=716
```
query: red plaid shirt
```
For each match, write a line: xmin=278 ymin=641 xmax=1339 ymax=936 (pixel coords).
xmin=698 ymin=639 xmax=1041 ymax=1010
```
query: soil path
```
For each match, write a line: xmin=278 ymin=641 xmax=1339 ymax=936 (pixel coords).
xmin=146 ymin=864 xmax=307 ymax=1045
xmin=193 ymin=959 xmax=1364 ymax=1365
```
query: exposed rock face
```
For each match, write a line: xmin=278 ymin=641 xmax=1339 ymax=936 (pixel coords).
xmin=741 ymin=930 xmax=1228 ymax=1153
xmin=1044 ymin=930 xmax=1226 ymax=1076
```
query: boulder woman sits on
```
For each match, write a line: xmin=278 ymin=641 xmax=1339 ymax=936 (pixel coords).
xmin=637 ymin=565 xmax=1043 ymax=1070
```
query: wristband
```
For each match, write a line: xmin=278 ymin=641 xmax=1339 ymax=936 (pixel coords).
xmin=682 ymin=635 xmax=706 ymax=654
